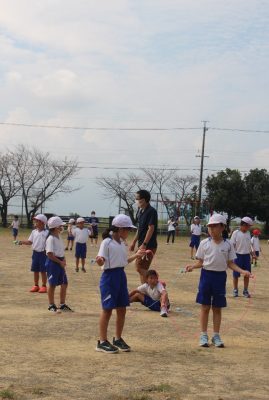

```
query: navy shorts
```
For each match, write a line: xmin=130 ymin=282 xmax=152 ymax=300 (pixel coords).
xmin=46 ymin=258 xmax=68 ymax=286
xmin=196 ymin=268 xmax=227 ymax=308
xmin=100 ymin=268 xmax=129 ymax=310
xmin=143 ymin=295 xmax=161 ymax=311
xmin=31 ymin=251 xmax=47 ymax=272
xmin=233 ymin=253 xmax=251 ymax=278
xmin=12 ymin=228 xmax=18 ymax=237
xmin=67 ymin=235 xmax=74 ymax=241
xmin=255 ymin=251 xmax=259 ymax=257
xmin=75 ymin=242 xmax=87 ymax=259
xmin=189 ymin=234 xmax=200 ymax=249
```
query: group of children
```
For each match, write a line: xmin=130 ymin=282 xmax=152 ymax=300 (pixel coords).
xmin=13 ymin=210 xmax=261 ymax=353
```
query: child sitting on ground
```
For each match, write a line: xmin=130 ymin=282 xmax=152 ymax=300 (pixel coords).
xmin=129 ymin=269 xmax=170 ymax=317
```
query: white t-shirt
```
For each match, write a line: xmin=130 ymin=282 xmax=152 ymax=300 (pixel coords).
xmin=168 ymin=220 xmax=176 ymax=231
xmin=28 ymin=229 xmax=48 ymax=252
xmin=73 ymin=227 xmax=89 ymax=243
xmin=137 ymin=282 xmax=166 ymax=300
xmin=251 ymin=236 xmax=260 ymax=252
xmin=12 ymin=220 xmax=20 ymax=229
xmin=98 ymin=238 xmax=128 ymax=270
xmin=46 ymin=235 xmax=65 ymax=258
xmin=196 ymin=238 xmax=236 ymax=272
xmin=230 ymin=230 xmax=251 ymax=254
xmin=191 ymin=224 xmax=201 ymax=236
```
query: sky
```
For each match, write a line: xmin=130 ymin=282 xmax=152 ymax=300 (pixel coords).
xmin=0 ymin=0 xmax=269 ymax=217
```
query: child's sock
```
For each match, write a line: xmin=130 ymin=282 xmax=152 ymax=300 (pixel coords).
xmin=213 ymin=332 xmax=220 ymax=336
xmin=201 ymin=331 xmax=207 ymax=335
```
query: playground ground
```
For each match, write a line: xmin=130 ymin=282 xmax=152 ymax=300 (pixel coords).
xmin=0 ymin=229 xmax=268 ymax=400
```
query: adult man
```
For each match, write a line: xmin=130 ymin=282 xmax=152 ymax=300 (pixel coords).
xmin=129 ymin=190 xmax=158 ymax=283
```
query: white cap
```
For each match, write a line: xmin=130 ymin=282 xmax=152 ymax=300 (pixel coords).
xmin=33 ymin=214 xmax=47 ymax=225
xmin=241 ymin=216 xmax=254 ymax=226
xmin=69 ymin=218 xmax=75 ymax=223
xmin=194 ymin=216 xmax=200 ymax=220
xmin=76 ymin=217 xmax=85 ymax=223
xmin=112 ymin=214 xmax=137 ymax=229
xmin=207 ymin=214 xmax=226 ymax=226
xmin=48 ymin=216 xmax=66 ymax=229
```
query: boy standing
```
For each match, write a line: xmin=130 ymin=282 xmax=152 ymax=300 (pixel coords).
xmin=189 ymin=216 xmax=202 ymax=259
xmin=89 ymin=211 xmax=99 ymax=247
xmin=73 ymin=217 xmax=89 ymax=272
xmin=10 ymin=215 xmax=20 ymax=241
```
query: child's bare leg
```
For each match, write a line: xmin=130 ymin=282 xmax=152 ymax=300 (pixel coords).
xmin=160 ymin=292 xmax=169 ymax=308
xmin=48 ymin=285 xmax=56 ymax=304
xmin=100 ymin=309 xmax=113 ymax=341
xmin=212 ymin=307 xmax=222 ymax=333
xmin=115 ymin=307 xmax=126 ymax=339
xmin=200 ymin=304 xmax=211 ymax=332
xmin=243 ymin=275 xmax=250 ymax=290
xmin=60 ymin=284 xmax=67 ymax=304
xmin=190 ymin=247 xmax=194 ymax=258
xmin=129 ymin=293 xmax=144 ymax=303
xmin=233 ymin=276 xmax=239 ymax=290
xmin=75 ymin=258 xmax=79 ymax=268
xmin=33 ymin=272 xmax=39 ymax=286
xmin=81 ymin=259 xmax=85 ymax=268
xmin=136 ymin=267 xmax=147 ymax=284
xmin=41 ymin=272 xmax=47 ymax=286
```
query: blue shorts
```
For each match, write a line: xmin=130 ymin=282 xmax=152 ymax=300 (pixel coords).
xmin=12 ymin=228 xmax=18 ymax=237
xmin=100 ymin=267 xmax=129 ymax=310
xmin=46 ymin=258 xmax=68 ymax=286
xmin=233 ymin=253 xmax=251 ymax=278
xmin=75 ymin=242 xmax=87 ymax=259
xmin=31 ymin=251 xmax=47 ymax=272
xmin=143 ymin=295 xmax=161 ymax=311
xmin=67 ymin=235 xmax=74 ymax=241
xmin=189 ymin=234 xmax=200 ymax=249
xmin=196 ymin=268 xmax=227 ymax=308
xmin=255 ymin=251 xmax=259 ymax=257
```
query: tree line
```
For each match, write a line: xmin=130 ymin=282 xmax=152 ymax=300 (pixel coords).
xmin=0 ymin=145 xmax=78 ymax=227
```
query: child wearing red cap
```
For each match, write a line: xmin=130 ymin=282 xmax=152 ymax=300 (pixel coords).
xmin=251 ymin=229 xmax=261 ymax=267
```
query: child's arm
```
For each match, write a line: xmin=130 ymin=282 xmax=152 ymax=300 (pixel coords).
xmin=18 ymin=240 xmax=32 ymax=246
xmin=96 ymin=256 xmax=105 ymax=266
xmin=228 ymin=260 xmax=253 ymax=277
xmin=185 ymin=258 xmax=203 ymax=272
xmin=127 ymin=249 xmax=146 ymax=263
xmin=47 ymin=252 xmax=66 ymax=269
xmin=129 ymin=289 xmax=141 ymax=297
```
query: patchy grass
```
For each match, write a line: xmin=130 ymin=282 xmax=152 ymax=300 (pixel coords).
xmin=0 ymin=389 xmax=16 ymax=400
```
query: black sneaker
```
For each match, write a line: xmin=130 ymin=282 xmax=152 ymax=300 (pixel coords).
xmin=81 ymin=267 xmax=86 ymax=273
xmin=48 ymin=304 xmax=58 ymax=313
xmin=59 ymin=304 xmax=74 ymax=312
xmin=113 ymin=337 xmax=131 ymax=352
xmin=96 ymin=340 xmax=119 ymax=354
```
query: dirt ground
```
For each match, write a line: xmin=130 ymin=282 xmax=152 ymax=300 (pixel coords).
xmin=0 ymin=228 xmax=268 ymax=400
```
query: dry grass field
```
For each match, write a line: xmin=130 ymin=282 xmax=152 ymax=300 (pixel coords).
xmin=0 ymin=228 xmax=268 ymax=400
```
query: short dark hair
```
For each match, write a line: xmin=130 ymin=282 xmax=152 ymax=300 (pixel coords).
xmin=91 ymin=211 xmax=95 ymax=214
xmin=136 ymin=190 xmax=151 ymax=203
xmin=146 ymin=269 xmax=158 ymax=278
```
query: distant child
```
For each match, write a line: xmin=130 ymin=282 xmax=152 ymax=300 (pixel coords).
xmin=129 ymin=269 xmax=170 ymax=317
xmin=186 ymin=214 xmax=253 ymax=348
xmin=166 ymin=217 xmax=177 ymax=244
xmin=10 ymin=215 xmax=20 ymax=240
xmin=89 ymin=211 xmax=99 ymax=247
xmin=95 ymin=214 xmax=145 ymax=354
xmin=65 ymin=218 xmax=75 ymax=251
xmin=251 ymin=229 xmax=261 ymax=267
xmin=19 ymin=214 xmax=48 ymax=293
xmin=189 ymin=216 xmax=201 ymax=259
xmin=73 ymin=217 xmax=89 ymax=272
xmin=46 ymin=216 xmax=73 ymax=313
xmin=230 ymin=217 xmax=254 ymax=298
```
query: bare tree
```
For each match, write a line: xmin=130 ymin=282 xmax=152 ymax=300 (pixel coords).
xmin=96 ymin=172 xmax=143 ymax=223
xmin=0 ymin=151 xmax=22 ymax=226
xmin=11 ymin=145 xmax=79 ymax=227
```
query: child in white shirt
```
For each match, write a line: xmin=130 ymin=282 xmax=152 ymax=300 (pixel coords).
xmin=251 ymin=229 xmax=261 ymax=267
xmin=73 ymin=217 xmax=90 ymax=272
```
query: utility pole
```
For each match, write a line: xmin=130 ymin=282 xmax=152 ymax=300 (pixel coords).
xmin=197 ymin=121 xmax=209 ymax=214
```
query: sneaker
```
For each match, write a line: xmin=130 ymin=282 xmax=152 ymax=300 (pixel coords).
xmin=199 ymin=333 xmax=209 ymax=347
xmin=113 ymin=337 xmax=131 ymax=352
xmin=233 ymin=289 xmax=239 ymax=297
xmin=48 ymin=304 xmax=59 ymax=313
xmin=30 ymin=285 xmax=40 ymax=293
xmin=65 ymin=247 xmax=68 ymax=251
xmin=38 ymin=286 xmax=47 ymax=293
xmin=160 ymin=306 xmax=168 ymax=317
xmin=243 ymin=289 xmax=251 ymax=298
xmin=96 ymin=340 xmax=119 ymax=354
xmin=81 ymin=267 xmax=86 ymax=273
xmin=59 ymin=304 xmax=74 ymax=312
xmin=75 ymin=267 xmax=79 ymax=272
xmin=212 ymin=334 xmax=225 ymax=348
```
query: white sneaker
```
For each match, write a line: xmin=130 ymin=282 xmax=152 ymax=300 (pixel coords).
xmin=160 ymin=307 xmax=168 ymax=317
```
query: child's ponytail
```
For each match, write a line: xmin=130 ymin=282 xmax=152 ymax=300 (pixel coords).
xmin=102 ymin=225 xmax=119 ymax=239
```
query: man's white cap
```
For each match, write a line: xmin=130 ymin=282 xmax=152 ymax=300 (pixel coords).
xmin=241 ymin=216 xmax=254 ymax=225
xmin=33 ymin=214 xmax=47 ymax=225
xmin=48 ymin=216 xmax=66 ymax=229
xmin=69 ymin=218 xmax=75 ymax=223
xmin=194 ymin=216 xmax=200 ymax=220
xmin=207 ymin=214 xmax=227 ymax=226
xmin=112 ymin=214 xmax=137 ymax=229
xmin=76 ymin=217 xmax=85 ymax=223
